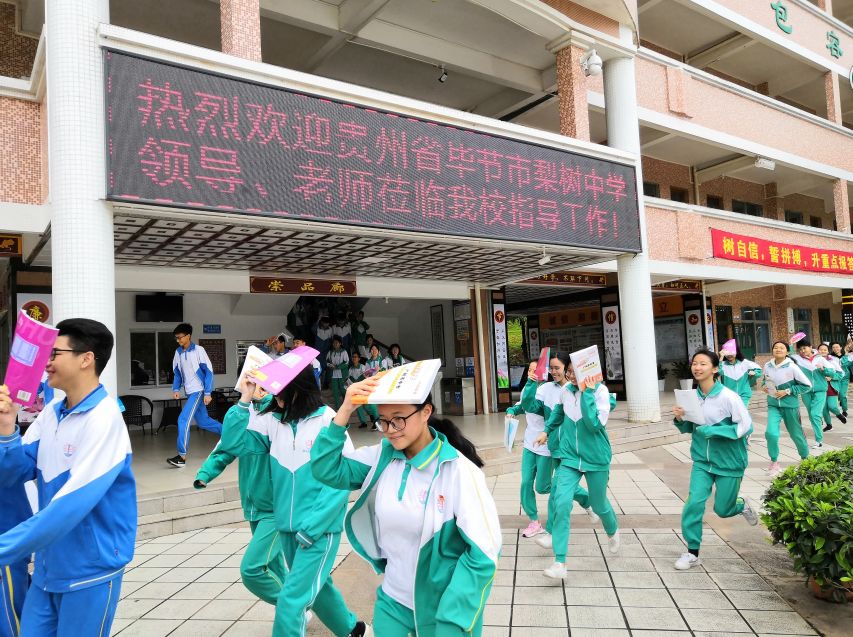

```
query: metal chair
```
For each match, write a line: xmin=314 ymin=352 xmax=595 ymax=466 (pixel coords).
xmin=119 ymin=395 xmax=154 ymax=436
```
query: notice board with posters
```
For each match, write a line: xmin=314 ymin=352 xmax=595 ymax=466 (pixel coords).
xmin=198 ymin=338 xmax=226 ymax=374
xmin=104 ymin=50 xmax=641 ymax=253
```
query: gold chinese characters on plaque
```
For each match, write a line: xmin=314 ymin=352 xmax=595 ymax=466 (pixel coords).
xmin=250 ymin=277 xmax=357 ymax=296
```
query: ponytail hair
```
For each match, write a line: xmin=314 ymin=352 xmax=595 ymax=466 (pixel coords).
xmin=421 ymin=394 xmax=483 ymax=467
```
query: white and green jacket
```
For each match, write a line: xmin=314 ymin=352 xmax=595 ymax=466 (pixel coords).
xmin=719 ymin=359 xmax=762 ymax=404
xmin=673 ymin=382 xmax=752 ymax=477
xmin=507 ymin=387 xmax=550 ymax=457
xmin=311 ymin=426 xmax=501 ymax=637
xmin=823 ymin=355 xmax=845 ymax=394
xmin=544 ymin=383 xmax=613 ymax=472
xmin=762 ymin=358 xmax=812 ymax=409
xmin=221 ymin=402 xmax=354 ymax=545
xmin=791 ymin=354 xmax=830 ymax=393
xmin=520 ymin=379 xmax=567 ymax=457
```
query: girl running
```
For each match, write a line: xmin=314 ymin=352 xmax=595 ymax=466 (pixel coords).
xmin=672 ymin=349 xmax=758 ymax=571
xmin=719 ymin=342 xmax=762 ymax=407
xmin=817 ymin=342 xmax=847 ymax=432
xmin=222 ymin=367 xmax=369 ymax=637
xmin=830 ymin=341 xmax=851 ymax=417
xmin=520 ymin=351 xmax=598 ymax=548
xmin=537 ymin=361 xmax=620 ymax=579
xmin=761 ymin=341 xmax=811 ymax=476
xmin=791 ymin=339 xmax=829 ymax=449
xmin=311 ymin=377 xmax=501 ymax=637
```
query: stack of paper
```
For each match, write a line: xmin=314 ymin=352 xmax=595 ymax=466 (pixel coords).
xmin=570 ymin=345 xmax=604 ymax=391
xmin=353 ymin=359 xmax=441 ymax=405
xmin=251 ymin=346 xmax=321 ymax=395
xmin=235 ymin=346 xmax=273 ymax=399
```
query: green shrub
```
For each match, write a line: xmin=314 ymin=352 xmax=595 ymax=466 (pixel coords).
xmin=762 ymin=447 xmax=853 ymax=602
xmin=671 ymin=359 xmax=692 ymax=379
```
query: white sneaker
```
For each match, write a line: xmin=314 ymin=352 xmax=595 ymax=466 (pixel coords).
xmin=585 ymin=507 xmax=600 ymax=524
xmin=812 ymin=441 xmax=823 ymax=449
xmin=607 ymin=530 xmax=621 ymax=554
xmin=543 ymin=561 xmax=567 ymax=579
xmin=674 ymin=553 xmax=701 ymax=570
xmin=740 ymin=497 xmax=759 ymax=526
xmin=535 ymin=533 xmax=553 ymax=549
xmin=306 ymin=610 xmax=313 ymax=625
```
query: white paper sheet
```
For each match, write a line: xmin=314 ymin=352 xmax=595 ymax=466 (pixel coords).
xmin=674 ymin=389 xmax=706 ymax=425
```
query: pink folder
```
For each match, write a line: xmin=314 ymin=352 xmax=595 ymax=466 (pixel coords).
xmin=250 ymin=345 xmax=320 ymax=395
xmin=4 ymin=310 xmax=59 ymax=407
xmin=534 ymin=347 xmax=551 ymax=382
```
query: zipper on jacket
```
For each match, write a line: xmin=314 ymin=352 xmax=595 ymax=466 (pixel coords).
xmin=412 ymin=456 xmax=447 ymax=636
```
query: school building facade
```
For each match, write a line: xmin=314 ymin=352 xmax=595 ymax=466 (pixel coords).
xmin=1 ymin=0 xmax=852 ymax=422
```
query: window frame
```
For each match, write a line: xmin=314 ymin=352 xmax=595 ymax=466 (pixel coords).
xmin=129 ymin=329 xmax=176 ymax=388
xmin=739 ymin=305 xmax=772 ymax=355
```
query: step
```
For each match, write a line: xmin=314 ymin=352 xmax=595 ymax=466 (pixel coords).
xmin=138 ymin=500 xmax=245 ymax=540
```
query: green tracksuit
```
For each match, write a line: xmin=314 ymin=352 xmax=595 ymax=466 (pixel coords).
xmin=674 ymin=383 xmax=752 ymax=551
xmin=311 ymin=426 xmax=501 ymax=637
xmin=507 ymin=399 xmax=555 ymax=523
xmin=351 ymin=320 xmax=370 ymax=356
xmin=792 ymin=354 xmax=829 ymax=443
xmin=520 ymin=379 xmax=591 ymax=533
xmin=822 ymin=356 xmax=845 ymax=426
xmin=719 ymin=359 xmax=762 ymax=407
xmin=221 ymin=403 xmax=358 ymax=637
xmin=327 ymin=349 xmax=350 ymax=410
xmin=544 ymin=383 xmax=618 ymax=563
xmin=348 ymin=365 xmax=379 ymax=426
xmin=195 ymin=396 xmax=287 ymax=605
xmin=839 ymin=354 xmax=852 ymax=413
xmin=761 ymin=359 xmax=811 ymax=461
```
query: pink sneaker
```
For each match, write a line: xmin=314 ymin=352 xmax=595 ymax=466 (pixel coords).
xmin=521 ymin=520 xmax=544 ymax=538
xmin=767 ymin=461 xmax=782 ymax=477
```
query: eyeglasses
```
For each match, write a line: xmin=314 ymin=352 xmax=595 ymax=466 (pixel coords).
xmin=375 ymin=405 xmax=425 ymax=433
xmin=175 ymin=335 xmax=188 ymax=341
xmin=50 ymin=348 xmax=86 ymax=361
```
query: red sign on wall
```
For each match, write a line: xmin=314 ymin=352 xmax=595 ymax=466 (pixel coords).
xmin=711 ymin=229 xmax=853 ymax=275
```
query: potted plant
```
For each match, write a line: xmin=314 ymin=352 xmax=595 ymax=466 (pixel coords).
xmin=762 ymin=448 xmax=853 ymax=603
xmin=672 ymin=359 xmax=693 ymax=390
xmin=656 ymin=363 xmax=668 ymax=392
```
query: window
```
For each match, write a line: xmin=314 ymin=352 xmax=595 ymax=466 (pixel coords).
xmin=706 ymin=195 xmax=723 ymax=209
xmin=731 ymin=200 xmax=763 ymax=217
xmin=715 ymin=305 xmax=733 ymax=349
xmin=793 ymin=309 xmax=811 ymax=343
xmin=833 ymin=323 xmax=847 ymax=344
xmin=129 ymin=331 xmax=177 ymax=387
xmin=643 ymin=182 xmax=660 ymax=198
xmin=809 ymin=216 xmax=823 ymax=229
xmin=819 ymin=309 xmax=832 ymax=343
xmin=738 ymin=306 xmax=771 ymax=355
xmin=784 ymin=210 xmax=804 ymax=225
xmin=670 ymin=187 xmax=689 ymax=203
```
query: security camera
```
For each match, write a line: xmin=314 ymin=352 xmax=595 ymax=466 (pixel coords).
xmin=580 ymin=49 xmax=602 ymax=77
xmin=438 ymin=65 xmax=448 ymax=83
xmin=538 ymin=254 xmax=551 ymax=267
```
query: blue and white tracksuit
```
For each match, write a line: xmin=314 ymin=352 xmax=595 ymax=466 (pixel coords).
xmin=172 ymin=342 xmax=222 ymax=456
xmin=0 ymin=386 xmax=137 ymax=637
xmin=0 ymin=485 xmax=32 ymax=637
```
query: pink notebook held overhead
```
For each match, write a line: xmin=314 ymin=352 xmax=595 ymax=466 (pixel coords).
xmin=4 ymin=310 xmax=59 ymax=407
xmin=250 ymin=345 xmax=320 ymax=395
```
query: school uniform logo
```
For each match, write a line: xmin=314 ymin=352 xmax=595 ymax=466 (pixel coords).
xmin=63 ymin=443 xmax=76 ymax=458
xmin=436 ymin=495 xmax=446 ymax=513
xmin=302 ymin=439 xmax=314 ymax=453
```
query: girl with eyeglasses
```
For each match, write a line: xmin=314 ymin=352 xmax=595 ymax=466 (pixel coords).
xmin=518 ymin=351 xmax=598 ymax=550
xmin=310 ymin=377 xmax=501 ymax=637
xmin=221 ymin=366 xmax=369 ymax=637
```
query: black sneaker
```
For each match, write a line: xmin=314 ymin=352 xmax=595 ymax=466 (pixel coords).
xmin=823 ymin=423 xmax=833 ymax=432
xmin=838 ymin=414 xmax=847 ymax=424
xmin=167 ymin=455 xmax=186 ymax=467
xmin=843 ymin=411 xmax=848 ymax=418
xmin=358 ymin=422 xmax=368 ymax=429
xmin=349 ymin=621 xmax=371 ymax=637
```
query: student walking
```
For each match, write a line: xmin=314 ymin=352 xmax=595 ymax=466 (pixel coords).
xmin=315 ymin=317 xmax=333 ymax=386
xmin=168 ymin=323 xmax=222 ymax=467
xmin=817 ymin=343 xmax=847 ymax=432
xmin=520 ymin=351 xmax=597 ymax=548
xmin=672 ymin=349 xmax=759 ymax=570
xmin=762 ymin=341 xmax=811 ymax=476
xmin=537 ymin=362 xmax=620 ymax=579
xmin=506 ymin=361 xmax=559 ymax=539
xmin=346 ymin=352 xmax=379 ymax=429
xmin=791 ymin=339 xmax=830 ymax=449
xmin=0 ymin=486 xmax=31 ymax=637
xmin=364 ymin=345 xmax=385 ymax=377
xmin=327 ymin=337 xmax=350 ymax=410
xmin=830 ymin=341 xmax=851 ymax=417
xmin=0 ymin=319 xmax=137 ymax=637
xmin=719 ymin=342 xmax=762 ymax=407
xmin=311 ymin=377 xmax=501 ymax=637
xmin=222 ymin=368 xmax=368 ymax=637
xmin=351 ymin=311 xmax=370 ymax=359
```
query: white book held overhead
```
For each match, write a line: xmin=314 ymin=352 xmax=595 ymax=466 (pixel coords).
xmin=236 ymin=345 xmax=273 ymax=399
xmin=569 ymin=345 xmax=604 ymax=391
xmin=353 ymin=359 xmax=442 ymax=405
xmin=674 ymin=389 xmax=706 ymax=425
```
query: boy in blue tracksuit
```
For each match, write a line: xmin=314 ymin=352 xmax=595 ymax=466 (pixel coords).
xmin=168 ymin=322 xmax=222 ymax=467
xmin=0 ymin=318 xmax=137 ymax=637
xmin=1 ymin=486 xmax=32 ymax=637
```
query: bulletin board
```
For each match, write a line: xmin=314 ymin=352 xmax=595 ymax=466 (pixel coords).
xmin=198 ymin=338 xmax=227 ymax=374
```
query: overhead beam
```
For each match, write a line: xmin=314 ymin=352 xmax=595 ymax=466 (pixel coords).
xmin=695 ymin=156 xmax=754 ymax=183
xmin=303 ymin=0 xmax=391 ymax=71
xmin=767 ymin=71 xmax=822 ymax=98
xmin=686 ymin=33 xmax=757 ymax=69
xmin=641 ymin=132 xmax=677 ymax=150
xmin=638 ymin=0 xmax=667 ymax=14
xmin=777 ymin=175 xmax=825 ymax=197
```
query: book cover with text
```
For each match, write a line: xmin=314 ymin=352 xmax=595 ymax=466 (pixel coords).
xmin=570 ymin=345 xmax=604 ymax=391
xmin=353 ymin=359 xmax=441 ymax=405
xmin=4 ymin=311 xmax=59 ymax=407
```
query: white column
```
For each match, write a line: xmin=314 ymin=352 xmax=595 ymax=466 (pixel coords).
xmin=604 ymin=55 xmax=661 ymax=422
xmin=46 ymin=0 xmax=117 ymax=395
